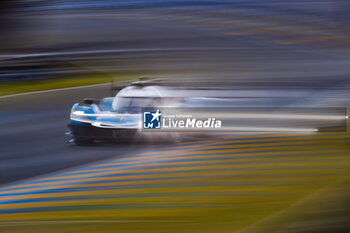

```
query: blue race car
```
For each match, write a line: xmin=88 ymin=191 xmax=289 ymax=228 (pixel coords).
xmin=68 ymin=83 xmax=167 ymax=145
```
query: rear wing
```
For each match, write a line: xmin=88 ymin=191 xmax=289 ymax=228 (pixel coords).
xmin=109 ymin=76 xmax=242 ymax=96
xmin=109 ymin=76 xmax=172 ymax=96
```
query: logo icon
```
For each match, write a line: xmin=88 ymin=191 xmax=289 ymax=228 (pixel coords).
xmin=143 ymin=109 xmax=162 ymax=129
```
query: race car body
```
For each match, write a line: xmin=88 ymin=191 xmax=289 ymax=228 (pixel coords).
xmin=68 ymin=84 xmax=172 ymax=145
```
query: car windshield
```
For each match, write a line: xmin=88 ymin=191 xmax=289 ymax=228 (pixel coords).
xmin=112 ymin=97 xmax=160 ymax=113
xmin=99 ymin=98 xmax=114 ymax=111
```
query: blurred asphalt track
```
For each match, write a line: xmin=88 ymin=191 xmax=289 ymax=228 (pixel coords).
xmin=1 ymin=3 xmax=350 ymax=232
xmin=0 ymin=132 xmax=349 ymax=233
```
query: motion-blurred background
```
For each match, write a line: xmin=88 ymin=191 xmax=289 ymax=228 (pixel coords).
xmin=0 ymin=1 xmax=350 ymax=233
